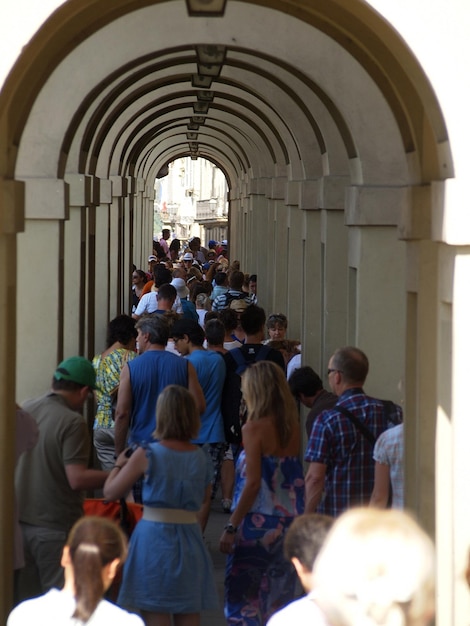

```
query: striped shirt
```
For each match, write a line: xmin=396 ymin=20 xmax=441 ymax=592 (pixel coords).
xmin=304 ymin=388 xmax=402 ymax=517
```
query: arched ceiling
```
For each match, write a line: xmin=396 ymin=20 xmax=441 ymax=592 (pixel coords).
xmin=7 ymin=0 xmax=451 ymax=192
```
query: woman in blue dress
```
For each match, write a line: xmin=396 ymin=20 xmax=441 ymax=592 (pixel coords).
xmin=104 ymin=385 xmax=218 ymax=626
xmin=219 ymin=361 xmax=305 ymax=625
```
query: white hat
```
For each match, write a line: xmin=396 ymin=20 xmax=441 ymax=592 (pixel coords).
xmin=183 ymin=252 xmax=194 ymax=261
xmin=171 ymin=278 xmax=190 ymax=299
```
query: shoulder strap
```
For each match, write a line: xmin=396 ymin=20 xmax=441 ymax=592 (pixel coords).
xmin=335 ymin=406 xmax=377 ymax=445
xmin=254 ymin=345 xmax=270 ymax=362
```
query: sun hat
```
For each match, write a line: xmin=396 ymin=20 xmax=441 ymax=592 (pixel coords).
xmin=170 ymin=277 xmax=190 ymax=299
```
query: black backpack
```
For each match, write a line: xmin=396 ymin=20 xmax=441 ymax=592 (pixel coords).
xmin=223 ymin=345 xmax=271 ymax=443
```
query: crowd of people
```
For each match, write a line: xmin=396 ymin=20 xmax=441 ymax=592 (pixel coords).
xmin=11 ymin=232 xmax=440 ymax=626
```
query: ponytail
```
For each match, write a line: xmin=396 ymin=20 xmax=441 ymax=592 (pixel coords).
xmin=67 ymin=516 xmax=127 ymax=623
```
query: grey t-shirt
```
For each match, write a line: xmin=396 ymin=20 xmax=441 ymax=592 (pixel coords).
xmin=16 ymin=392 xmax=89 ymax=531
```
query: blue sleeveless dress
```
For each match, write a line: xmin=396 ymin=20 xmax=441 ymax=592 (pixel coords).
xmin=118 ymin=443 xmax=218 ymax=613
xmin=224 ymin=451 xmax=305 ymax=625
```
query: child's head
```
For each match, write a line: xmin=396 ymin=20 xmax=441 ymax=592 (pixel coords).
xmin=284 ymin=513 xmax=334 ymax=592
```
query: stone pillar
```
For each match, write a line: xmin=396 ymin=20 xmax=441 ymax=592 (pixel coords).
xmin=229 ymin=182 xmax=245 ymax=266
xmin=319 ymin=176 xmax=349 ymax=369
xmin=0 ymin=177 xmax=24 ymax=620
xmin=444 ymin=245 xmax=470 ymax=625
xmin=63 ymin=174 xmax=95 ymax=359
xmin=300 ymin=179 xmax=323 ymax=370
xmin=285 ymin=181 xmax=303 ymax=342
xmin=268 ymin=176 xmax=288 ymax=314
xmin=246 ymin=177 xmax=270 ymax=307
xmin=134 ymin=177 xmax=145 ymax=268
xmin=345 ymin=185 xmax=406 ymax=402
xmin=17 ymin=177 xmax=69 ymax=399
xmin=109 ymin=176 xmax=128 ymax=318
xmin=94 ymin=178 xmax=112 ymax=352
xmin=121 ymin=177 xmax=135 ymax=314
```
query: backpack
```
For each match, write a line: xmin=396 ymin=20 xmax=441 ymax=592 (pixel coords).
xmin=230 ymin=344 xmax=271 ymax=375
xmin=223 ymin=345 xmax=271 ymax=443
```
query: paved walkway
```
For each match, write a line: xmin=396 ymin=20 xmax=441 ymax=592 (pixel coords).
xmin=201 ymin=499 xmax=228 ymax=626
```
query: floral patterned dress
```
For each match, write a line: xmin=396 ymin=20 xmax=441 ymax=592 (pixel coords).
xmin=224 ymin=450 xmax=305 ymax=626
xmin=92 ymin=348 xmax=137 ymax=469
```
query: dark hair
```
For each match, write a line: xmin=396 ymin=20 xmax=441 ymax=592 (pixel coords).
xmin=172 ymin=319 xmax=205 ymax=346
xmin=205 ymin=319 xmax=225 ymax=345
xmin=204 ymin=311 xmax=219 ymax=325
xmin=136 ymin=314 xmax=170 ymax=345
xmin=157 ymin=283 xmax=177 ymax=303
xmin=106 ymin=315 xmax=137 ymax=348
xmin=189 ymin=281 xmax=209 ymax=303
xmin=228 ymin=270 xmax=245 ymax=291
xmin=249 ymin=274 xmax=257 ymax=283
xmin=162 ymin=228 xmax=170 ymax=237
xmin=152 ymin=240 xmax=165 ymax=258
xmin=214 ymin=271 xmax=228 ymax=286
xmin=219 ymin=307 xmax=238 ymax=332
xmin=169 ymin=238 xmax=180 ymax=253
xmin=51 ymin=379 xmax=86 ymax=392
xmin=240 ymin=305 xmax=266 ymax=335
xmin=133 ymin=269 xmax=147 ymax=282
xmin=289 ymin=366 xmax=324 ymax=398
xmin=332 ymin=347 xmax=369 ymax=385
xmin=283 ymin=513 xmax=334 ymax=570
xmin=153 ymin=265 xmax=172 ymax=287
xmin=69 ymin=516 xmax=127 ymax=622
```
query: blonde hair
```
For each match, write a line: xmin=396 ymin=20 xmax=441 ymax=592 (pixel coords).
xmin=153 ymin=385 xmax=200 ymax=440
xmin=241 ymin=360 xmax=297 ymax=448
xmin=312 ymin=508 xmax=435 ymax=626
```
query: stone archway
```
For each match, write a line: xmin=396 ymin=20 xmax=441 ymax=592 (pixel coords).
xmin=1 ymin=0 xmax=467 ymax=622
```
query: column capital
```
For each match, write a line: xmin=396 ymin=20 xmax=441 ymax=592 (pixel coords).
xmin=345 ymin=184 xmax=408 ymax=227
xmin=64 ymin=173 xmax=92 ymax=207
xmin=22 ymin=177 xmax=68 ymax=220
xmin=110 ymin=176 xmax=128 ymax=197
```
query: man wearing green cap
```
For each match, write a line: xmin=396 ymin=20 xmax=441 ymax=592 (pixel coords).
xmin=15 ymin=356 xmax=109 ymax=600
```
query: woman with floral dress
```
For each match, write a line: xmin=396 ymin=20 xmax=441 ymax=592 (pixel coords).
xmin=219 ymin=361 xmax=305 ymax=626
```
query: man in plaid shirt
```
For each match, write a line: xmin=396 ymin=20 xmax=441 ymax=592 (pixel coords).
xmin=304 ymin=347 xmax=402 ymax=516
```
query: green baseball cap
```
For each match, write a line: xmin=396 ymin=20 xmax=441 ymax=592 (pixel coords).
xmin=53 ymin=356 xmax=97 ymax=389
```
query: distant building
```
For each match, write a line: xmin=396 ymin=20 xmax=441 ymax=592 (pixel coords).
xmin=155 ymin=157 xmax=228 ymax=246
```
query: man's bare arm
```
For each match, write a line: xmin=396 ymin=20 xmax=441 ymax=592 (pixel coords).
xmin=305 ymin=462 xmax=326 ymax=513
xmin=114 ymin=364 xmax=132 ymax=454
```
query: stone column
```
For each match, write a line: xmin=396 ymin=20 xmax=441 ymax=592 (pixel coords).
xmin=345 ymin=185 xmax=406 ymax=401
xmin=121 ymin=176 xmax=135 ymax=314
xmin=17 ymin=177 xmax=69 ymax=399
xmin=94 ymin=178 xmax=112 ymax=351
xmin=285 ymin=181 xmax=303 ymax=342
xmin=109 ymin=176 xmax=128 ymax=318
xmin=299 ymin=179 xmax=323 ymax=369
xmin=0 ymin=177 xmax=24 ymax=619
xmin=268 ymin=176 xmax=288 ymax=313
xmin=246 ymin=177 xmax=271 ymax=307
xmin=63 ymin=174 xmax=96 ymax=359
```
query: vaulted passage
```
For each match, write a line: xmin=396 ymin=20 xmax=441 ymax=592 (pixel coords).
xmin=0 ymin=0 xmax=468 ymax=623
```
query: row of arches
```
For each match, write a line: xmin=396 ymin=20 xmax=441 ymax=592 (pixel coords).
xmin=0 ymin=0 xmax=468 ymax=622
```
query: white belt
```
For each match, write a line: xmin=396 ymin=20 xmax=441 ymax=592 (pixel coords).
xmin=142 ymin=506 xmax=197 ymax=524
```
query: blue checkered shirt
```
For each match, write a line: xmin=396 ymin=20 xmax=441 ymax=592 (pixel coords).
xmin=304 ymin=388 xmax=403 ymax=517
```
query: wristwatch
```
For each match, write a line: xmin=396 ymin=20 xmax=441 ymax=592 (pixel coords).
xmin=224 ymin=522 xmax=238 ymax=534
